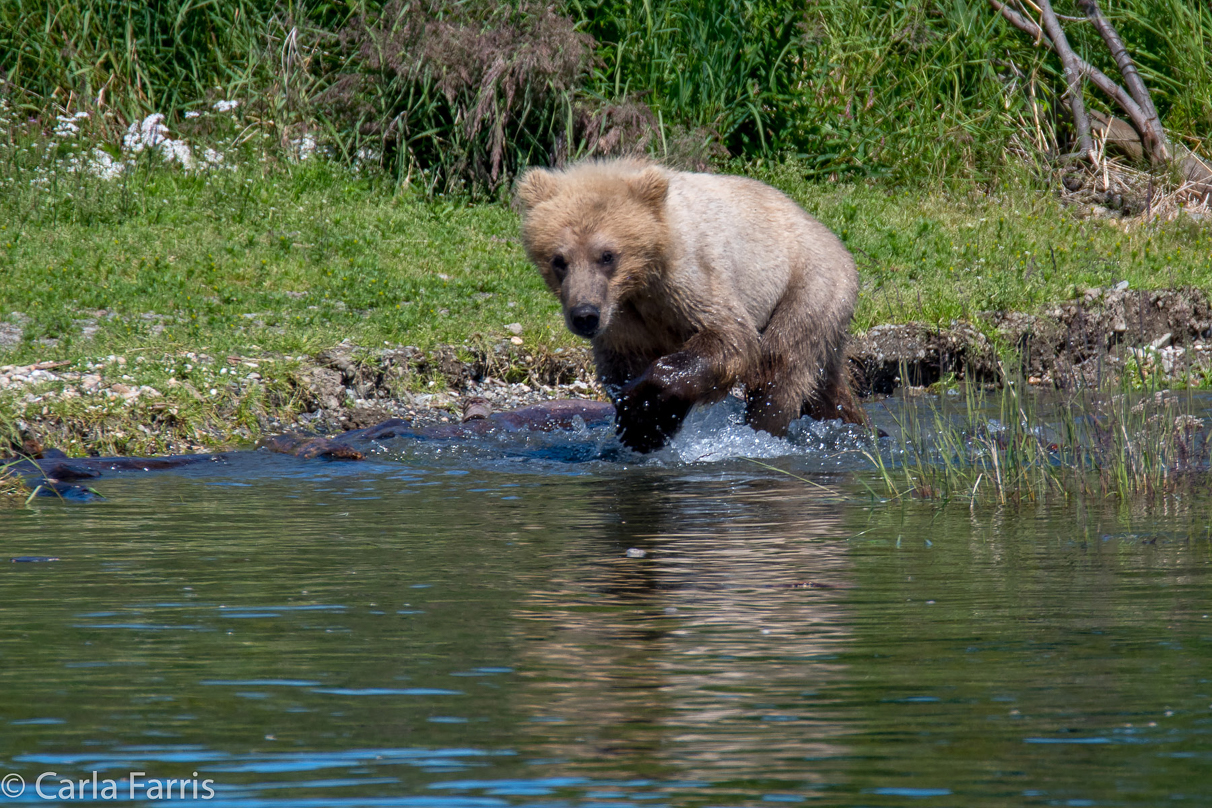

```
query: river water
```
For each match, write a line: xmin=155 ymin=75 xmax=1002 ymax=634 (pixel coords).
xmin=2 ymin=402 xmax=1210 ymax=806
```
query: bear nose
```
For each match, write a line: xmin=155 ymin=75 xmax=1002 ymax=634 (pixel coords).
xmin=569 ymin=304 xmax=600 ymax=337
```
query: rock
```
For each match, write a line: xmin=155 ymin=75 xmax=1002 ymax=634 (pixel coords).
xmin=505 ymin=322 xmax=523 ymax=335
xmin=1151 ymin=332 xmax=1172 ymax=350
xmin=317 ymin=339 xmax=358 ymax=381
xmin=4 ymin=420 xmax=43 ymax=457
xmin=75 ymin=319 xmax=99 ymax=340
xmin=259 ymin=433 xmax=364 ymax=461
xmin=0 ymin=322 xmax=21 ymax=350
xmin=299 ymin=367 xmax=344 ymax=412
xmin=1090 ymin=111 xmax=1144 ymax=161
xmin=461 ymin=396 xmax=492 ymax=422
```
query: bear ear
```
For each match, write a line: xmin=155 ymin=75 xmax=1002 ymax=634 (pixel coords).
xmin=627 ymin=166 xmax=669 ymax=212
xmin=514 ymin=168 xmax=560 ymax=211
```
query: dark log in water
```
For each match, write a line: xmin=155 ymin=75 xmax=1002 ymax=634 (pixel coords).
xmin=1 ymin=400 xmax=617 ymax=492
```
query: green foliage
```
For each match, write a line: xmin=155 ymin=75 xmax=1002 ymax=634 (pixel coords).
xmin=0 ymin=0 xmax=281 ymax=121
xmin=572 ymin=0 xmax=807 ymax=156
xmin=4 ymin=0 xmax=1212 ymax=187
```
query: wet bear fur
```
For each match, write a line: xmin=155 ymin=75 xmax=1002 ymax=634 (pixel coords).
xmin=515 ymin=157 xmax=865 ymax=452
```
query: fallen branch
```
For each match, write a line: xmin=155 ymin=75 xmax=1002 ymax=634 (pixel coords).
xmin=1075 ymin=0 xmax=1169 ymax=163
xmin=1036 ymin=0 xmax=1093 ymax=159
xmin=988 ymin=0 xmax=1169 ymax=165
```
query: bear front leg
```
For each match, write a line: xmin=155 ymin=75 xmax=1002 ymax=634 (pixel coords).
xmin=614 ymin=329 xmax=755 ymax=452
xmin=614 ymin=352 xmax=708 ymax=452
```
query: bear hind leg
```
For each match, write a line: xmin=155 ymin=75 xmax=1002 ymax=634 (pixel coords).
xmin=744 ymin=283 xmax=866 ymax=435
xmin=802 ymin=353 xmax=866 ymax=426
xmin=745 ymin=372 xmax=806 ymax=437
xmin=744 ymin=302 xmax=823 ymax=437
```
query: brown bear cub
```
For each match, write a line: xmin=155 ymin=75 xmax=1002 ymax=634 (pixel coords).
xmin=516 ymin=158 xmax=865 ymax=453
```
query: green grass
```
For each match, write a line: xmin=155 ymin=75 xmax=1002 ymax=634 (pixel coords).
xmin=4 ymin=157 xmax=1210 ymax=363
xmin=761 ymin=163 xmax=1212 ymax=329
xmin=1 ymin=145 xmax=1211 ymax=456
xmin=0 ymin=160 xmax=570 ymax=361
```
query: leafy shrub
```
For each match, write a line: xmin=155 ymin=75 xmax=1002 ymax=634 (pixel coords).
xmin=313 ymin=0 xmax=596 ymax=195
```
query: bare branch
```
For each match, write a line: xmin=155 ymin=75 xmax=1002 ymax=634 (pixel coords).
xmin=1035 ymin=0 xmax=1093 ymax=158
xmin=988 ymin=0 xmax=1160 ymax=163
xmin=1075 ymin=0 xmax=1169 ymax=162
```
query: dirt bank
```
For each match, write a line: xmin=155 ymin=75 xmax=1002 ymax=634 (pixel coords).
xmin=4 ymin=285 xmax=1211 ymax=458
xmin=849 ymin=285 xmax=1212 ymax=393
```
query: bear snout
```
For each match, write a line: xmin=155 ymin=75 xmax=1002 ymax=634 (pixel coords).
xmin=568 ymin=304 xmax=601 ymax=338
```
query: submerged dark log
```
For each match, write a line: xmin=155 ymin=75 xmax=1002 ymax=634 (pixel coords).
xmin=338 ymin=399 xmax=615 ymax=443
xmin=1 ymin=452 xmax=231 ymax=480
xmin=2 ymin=400 xmax=618 ymax=492
xmin=258 ymin=434 xmax=366 ymax=460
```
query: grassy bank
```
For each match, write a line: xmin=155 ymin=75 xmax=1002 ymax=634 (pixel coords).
xmin=3 ymin=158 xmax=1210 ymax=356
xmin=2 ymin=150 xmax=1211 ymax=457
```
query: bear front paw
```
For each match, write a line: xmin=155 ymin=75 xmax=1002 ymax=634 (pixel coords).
xmin=614 ymin=375 xmax=694 ymax=453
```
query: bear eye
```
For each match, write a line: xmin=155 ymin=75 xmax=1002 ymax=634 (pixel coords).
xmin=600 ymin=251 xmax=614 ymax=266
xmin=551 ymin=255 xmax=568 ymax=279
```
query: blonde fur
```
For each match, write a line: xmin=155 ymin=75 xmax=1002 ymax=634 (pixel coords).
xmin=516 ymin=158 xmax=863 ymax=445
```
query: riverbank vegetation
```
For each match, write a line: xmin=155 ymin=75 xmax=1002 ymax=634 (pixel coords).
xmin=4 ymin=0 xmax=1211 ymax=188
xmin=3 ymin=0 xmax=1212 ymax=504
xmin=865 ymin=371 xmax=1212 ymax=507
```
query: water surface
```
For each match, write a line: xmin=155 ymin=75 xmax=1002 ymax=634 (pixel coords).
xmin=2 ymin=403 xmax=1211 ymax=806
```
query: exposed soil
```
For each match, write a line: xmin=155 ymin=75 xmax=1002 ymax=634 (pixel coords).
xmin=848 ymin=286 xmax=1212 ymax=394
xmin=5 ymin=286 xmax=1212 ymax=459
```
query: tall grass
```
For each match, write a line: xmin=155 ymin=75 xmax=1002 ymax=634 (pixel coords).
xmin=571 ymin=0 xmax=807 ymax=157
xmin=869 ymin=366 xmax=1211 ymax=507
xmin=2 ymin=0 xmax=1211 ymax=188
xmin=789 ymin=0 xmax=1058 ymax=180
xmin=0 ymin=0 xmax=280 ymax=122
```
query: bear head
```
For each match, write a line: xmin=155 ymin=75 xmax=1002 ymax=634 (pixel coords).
xmin=515 ymin=160 xmax=669 ymax=340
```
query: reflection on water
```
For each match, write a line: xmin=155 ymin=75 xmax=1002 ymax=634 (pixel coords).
xmin=1 ymin=405 xmax=1211 ymax=806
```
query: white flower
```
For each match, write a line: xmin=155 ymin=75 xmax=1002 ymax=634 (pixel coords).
xmin=184 ymin=111 xmax=201 ymax=119
xmin=212 ymin=99 xmax=239 ymax=113
xmin=202 ymin=148 xmax=224 ymax=166
xmin=124 ymin=114 xmax=170 ymax=153
xmin=53 ymin=118 xmax=81 ymax=137
xmin=121 ymin=113 xmax=194 ymax=168
xmin=87 ymin=149 xmax=124 ymax=180
xmin=163 ymin=139 xmax=194 ymax=169
xmin=292 ymin=134 xmax=317 ymax=161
